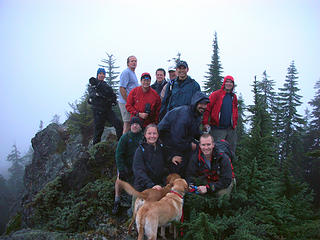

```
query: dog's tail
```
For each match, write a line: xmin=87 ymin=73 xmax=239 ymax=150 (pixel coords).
xmin=118 ymin=179 xmax=146 ymax=199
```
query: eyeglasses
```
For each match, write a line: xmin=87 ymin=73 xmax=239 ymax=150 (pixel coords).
xmin=142 ymin=77 xmax=151 ymax=81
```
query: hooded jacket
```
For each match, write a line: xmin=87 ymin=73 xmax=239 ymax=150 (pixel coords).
xmin=202 ymin=76 xmax=238 ymax=129
xmin=158 ymin=91 xmax=209 ymax=157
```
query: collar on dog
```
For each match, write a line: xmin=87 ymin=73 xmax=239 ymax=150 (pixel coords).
xmin=170 ymin=190 xmax=183 ymax=199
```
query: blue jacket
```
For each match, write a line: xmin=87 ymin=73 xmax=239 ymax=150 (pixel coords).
xmin=160 ymin=76 xmax=200 ymax=119
xmin=158 ymin=91 xmax=209 ymax=158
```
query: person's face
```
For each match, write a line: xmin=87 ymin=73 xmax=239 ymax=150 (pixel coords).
xmin=156 ymin=70 xmax=165 ymax=83
xmin=141 ymin=76 xmax=151 ymax=90
xmin=168 ymin=70 xmax=176 ymax=80
xmin=199 ymin=136 xmax=214 ymax=156
xmin=176 ymin=66 xmax=188 ymax=79
xmin=145 ymin=127 xmax=159 ymax=145
xmin=127 ymin=56 xmax=137 ymax=70
xmin=196 ymin=102 xmax=208 ymax=115
xmin=224 ymin=79 xmax=234 ymax=92
xmin=97 ymin=72 xmax=105 ymax=81
xmin=130 ymin=123 xmax=141 ymax=133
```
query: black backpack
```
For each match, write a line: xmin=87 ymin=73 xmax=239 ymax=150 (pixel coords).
xmin=214 ymin=139 xmax=235 ymax=162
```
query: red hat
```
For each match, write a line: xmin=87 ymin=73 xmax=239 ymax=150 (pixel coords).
xmin=141 ymin=72 xmax=151 ymax=80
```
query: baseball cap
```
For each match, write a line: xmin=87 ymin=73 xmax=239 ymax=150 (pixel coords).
xmin=176 ymin=60 xmax=188 ymax=68
xmin=141 ymin=72 xmax=151 ymax=80
xmin=168 ymin=66 xmax=176 ymax=72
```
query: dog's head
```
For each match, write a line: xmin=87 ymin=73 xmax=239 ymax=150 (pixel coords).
xmin=166 ymin=173 xmax=181 ymax=185
xmin=171 ymin=178 xmax=188 ymax=196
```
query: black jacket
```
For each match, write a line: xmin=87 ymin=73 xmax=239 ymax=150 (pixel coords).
xmin=158 ymin=91 xmax=209 ymax=157
xmin=88 ymin=78 xmax=117 ymax=112
xmin=151 ymin=80 xmax=167 ymax=96
xmin=133 ymin=141 xmax=168 ymax=191
xmin=186 ymin=148 xmax=233 ymax=192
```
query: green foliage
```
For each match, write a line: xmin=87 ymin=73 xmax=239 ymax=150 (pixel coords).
xmin=99 ymin=52 xmax=120 ymax=92
xmin=5 ymin=213 xmax=22 ymax=235
xmin=66 ymin=90 xmax=93 ymax=145
xmin=203 ymin=32 xmax=224 ymax=94
xmin=31 ymin=177 xmax=114 ymax=232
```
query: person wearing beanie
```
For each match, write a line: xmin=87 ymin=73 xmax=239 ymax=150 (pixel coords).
xmin=126 ymin=72 xmax=161 ymax=128
xmin=202 ymin=75 xmax=238 ymax=154
xmin=118 ymin=56 xmax=140 ymax=134
xmin=88 ymin=68 xmax=123 ymax=144
xmin=112 ymin=116 xmax=143 ymax=215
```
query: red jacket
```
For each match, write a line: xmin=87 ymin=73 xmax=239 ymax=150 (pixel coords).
xmin=126 ymin=86 xmax=161 ymax=127
xmin=202 ymin=76 xmax=238 ymax=129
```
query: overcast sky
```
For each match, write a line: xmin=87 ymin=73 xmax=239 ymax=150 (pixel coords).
xmin=1 ymin=0 xmax=319 ymax=176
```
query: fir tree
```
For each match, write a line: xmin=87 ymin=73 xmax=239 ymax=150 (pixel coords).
xmin=203 ymin=32 xmax=224 ymax=94
xmin=6 ymin=144 xmax=24 ymax=197
xmin=50 ymin=114 xmax=60 ymax=124
xmin=168 ymin=52 xmax=181 ymax=65
xmin=38 ymin=120 xmax=43 ymax=132
xmin=277 ymin=61 xmax=304 ymax=168
xmin=99 ymin=52 xmax=120 ymax=91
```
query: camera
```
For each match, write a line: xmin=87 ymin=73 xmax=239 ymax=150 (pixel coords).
xmin=145 ymin=103 xmax=151 ymax=114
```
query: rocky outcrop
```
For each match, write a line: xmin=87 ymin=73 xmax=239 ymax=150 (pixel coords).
xmin=20 ymin=123 xmax=118 ymax=228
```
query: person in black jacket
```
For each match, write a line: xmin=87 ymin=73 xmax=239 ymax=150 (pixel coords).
xmin=133 ymin=124 xmax=168 ymax=192
xmin=89 ymin=68 xmax=123 ymax=144
xmin=186 ymin=133 xmax=235 ymax=197
xmin=158 ymin=91 xmax=210 ymax=176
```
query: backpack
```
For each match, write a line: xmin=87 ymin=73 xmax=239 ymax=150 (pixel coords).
xmin=87 ymin=84 xmax=98 ymax=105
xmin=214 ymin=139 xmax=235 ymax=162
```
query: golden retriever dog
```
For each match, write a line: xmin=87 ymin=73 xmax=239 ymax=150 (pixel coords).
xmin=136 ymin=178 xmax=188 ymax=240
xmin=117 ymin=173 xmax=181 ymax=233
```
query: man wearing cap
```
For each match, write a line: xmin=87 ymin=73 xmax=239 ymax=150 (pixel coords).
xmin=119 ymin=56 xmax=140 ymax=134
xmin=112 ymin=117 xmax=143 ymax=215
xmin=160 ymin=65 xmax=177 ymax=100
xmin=160 ymin=60 xmax=200 ymax=120
xmin=126 ymin=72 xmax=161 ymax=128
xmin=151 ymin=68 xmax=167 ymax=98
xmin=88 ymin=68 xmax=123 ymax=144
xmin=158 ymin=91 xmax=210 ymax=176
xmin=203 ymin=75 xmax=238 ymax=153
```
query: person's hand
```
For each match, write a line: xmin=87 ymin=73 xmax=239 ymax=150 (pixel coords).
xmin=203 ymin=124 xmax=211 ymax=133
xmin=139 ymin=112 xmax=149 ymax=119
xmin=172 ymin=156 xmax=182 ymax=165
xmin=89 ymin=77 xmax=97 ymax=85
xmin=191 ymin=142 xmax=197 ymax=151
xmin=197 ymin=185 xmax=207 ymax=194
xmin=152 ymin=185 xmax=162 ymax=190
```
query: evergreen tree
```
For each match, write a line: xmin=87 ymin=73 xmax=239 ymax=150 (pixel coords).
xmin=50 ymin=114 xmax=60 ymax=124
xmin=277 ymin=61 xmax=304 ymax=168
xmin=304 ymin=79 xmax=320 ymax=207
xmin=38 ymin=120 xmax=43 ymax=132
xmin=0 ymin=175 xmax=10 ymax=234
xmin=168 ymin=52 xmax=181 ymax=65
xmin=236 ymin=94 xmax=247 ymax=142
xmin=257 ymin=70 xmax=276 ymax=114
xmin=99 ymin=52 xmax=120 ymax=91
xmin=6 ymin=144 xmax=24 ymax=197
xmin=203 ymin=32 xmax=224 ymax=94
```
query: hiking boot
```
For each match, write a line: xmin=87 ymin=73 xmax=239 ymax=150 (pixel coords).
xmin=112 ymin=201 xmax=120 ymax=215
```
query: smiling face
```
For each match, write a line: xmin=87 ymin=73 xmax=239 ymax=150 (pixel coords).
xmin=130 ymin=123 xmax=142 ymax=133
xmin=176 ymin=66 xmax=188 ymax=80
xmin=199 ymin=135 xmax=215 ymax=157
xmin=145 ymin=126 xmax=159 ymax=145
xmin=224 ymin=79 xmax=234 ymax=92
xmin=196 ymin=102 xmax=208 ymax=115
xmin=97 ymin=72 xmax=105 ymax=81
xmin=156 ymin=70 xmax=165 ymax=83
xmin=141 ymin=76 xmax=151 ymax=91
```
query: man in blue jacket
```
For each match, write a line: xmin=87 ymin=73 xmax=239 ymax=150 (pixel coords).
xmin=159 ymin=60 xmax=200 ymax=120
xmin=158 ymin=91 xmax=209 ymax=176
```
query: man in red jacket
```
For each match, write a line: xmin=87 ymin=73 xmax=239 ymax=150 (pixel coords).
xmin=126 ymin=72 xmax=161 ymax=128
xmin=203 ymin=75 xmax=238 ymax=153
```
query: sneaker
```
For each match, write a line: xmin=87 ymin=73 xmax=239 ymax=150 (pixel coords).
xmin=112 ymin=201 xmax=120 ymax=215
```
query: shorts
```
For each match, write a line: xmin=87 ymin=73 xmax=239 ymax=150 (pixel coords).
xmin=118 ymin=102 xmax=131 ymax=122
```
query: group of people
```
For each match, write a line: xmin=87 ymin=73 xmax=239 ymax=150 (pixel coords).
xmin=87 ymin=55 xmax=239 ymax=215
